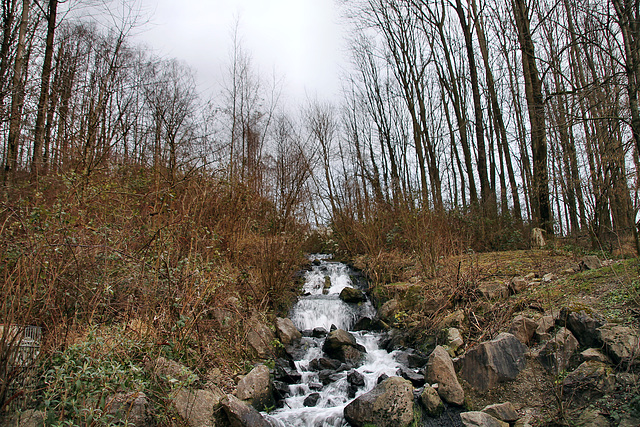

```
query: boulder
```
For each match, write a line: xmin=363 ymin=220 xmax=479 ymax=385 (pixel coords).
xmin=381 ymin=328 xmax=408 ymax=351
xmin=285 ymin=336 xmax=318 ymax=360
xmin=596 ymin=324 xmax=640 ymax=366
xmin=580 ymin=348 xmax=612 ymax=364
xmin=246 ymin=318 xmax=276 ymax=359
xmin=339 ymin=287 xmax=367 ymax=303
xmin=420 ymin=386 xmax=444 ymax=417
xmin=537 ymin=327 xmax=579 ymax=373
xmin=173 ymin=387 xmax=226 ymax=427
xmin=562 ymin=361 xmax=615 ymax=405
xmin=379 ymin=299 xmax=399 ymax=320
xmin=273 ymin=358 xmax=301 ymax=384
xmin=460 ymin=333 xmax=527 ymax=391
xmin=479 ymin=281 xmax=509 ymax=300
xmin=460 ymin=411 xmax=509 ymax=427
xmin=446 ymin=327 xmax=464 ymax=356
xmin=347 ymin=369 xmax=366 ymax=398
xmin=148 ymin=357 xmax=198 ymax=384
xmin=558 ymin=308 xmax=605 ymax=348
xmin=509 ymin=315 xmax=538 ymax=344
xmin=303 ymin=392 xmax=321 ymax=407
xmin=397 ymin=366 xmax=425 ymax=387
xmin=236 ymin=365 xmax=274 ymax=410
xmin=440 ymin=309 xmax=467 ymax=331
xmin=7 ymin=410 xmax=46 ymax=427
xmin=275 ymin=317 xmax=301 ymax=346
xmin=575 ymin=407 xmax=610 ymax=427
xmin=425 ymin=346 xmax=465 ymax=406
xmin=482 ymin=402 xmax=519 ymax=423
xmin=221 ymin=394 xmax=271 ymax=427
xmin=323 ymin=329 xmax=366 ymax=364
xmin=343 ymin=377 xmax=415 ymax=427
xmin=535 ymin=315 xmax=555 ymax=341
xmin=312 ymin=327 xmax=328 ymax=337
xmin=309 ymin=357 xmax=342 ymax=372
xmin=105 ymin=392 xmax=154 ymax=426
xmin=579 ymin=255 xmax=602 ymax=271
xmin=395 ymin=348 xmax=429 ymax=369
xmin=353 ymin=317 xmax=388 ymax=332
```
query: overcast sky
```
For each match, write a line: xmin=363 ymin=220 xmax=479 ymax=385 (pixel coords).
xmin=130 ymin=0 xmax=348 ymax=103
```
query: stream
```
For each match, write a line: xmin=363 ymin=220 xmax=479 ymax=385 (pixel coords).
xmin=264 ymin=255 xmax=402 ymax=427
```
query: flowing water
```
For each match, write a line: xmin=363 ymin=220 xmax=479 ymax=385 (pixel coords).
xmin=265 ymin=256 xmax=401 ymax=427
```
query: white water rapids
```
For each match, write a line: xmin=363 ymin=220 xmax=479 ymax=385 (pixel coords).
xmin=264 ymin=256 xmax=401 ymax=427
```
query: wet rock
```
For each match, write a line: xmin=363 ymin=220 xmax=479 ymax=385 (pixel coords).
xmin=285 ymin=337 xmax=318 ymax=360
xmin=420 ymin=386 xmax=444 ymax=417
xmin=445 ymin=327 xmax=464 ymax=356
xmin=348 ymin=369 xmax=365 ymax=398
xmin=309 ymin=357 xmax=342 ymax=372
xmin=236 ymin=365 xmax=274 ymax=410
xmin=537 ymin=327 xmax=579 ymax=373
xmin=323 ymin=329 xmax=366 ymax=364
xmin=381 ymin=328 xmax=408 ymax=351
xmin=343 ymin=376 xmax=415 ymax=427
xmin=558 ymin=308 xmax=605 ymax=347
xmin=318 ymin=369 xmax=343 ymax=385
xmin=303 ymin=392 xmax=321 ymax=407
xmin=172 ymin=388 xmax=225 ymax=427
xmin=509 ymin=315 xmax=538 ymax=344
xmin=105 ymin=392 xmax=154 ymax=426
xmin=397 ymin=366 xmax=425 ymax=387
xmin=379 ymin=299 xmax=399 ymax=320
xmin=460 ymin=333 xmax=527 ymax=391
xmin=479 ymin=281 xmax=509 ymax=300
xmin=275 ymin=317 xmax=301 ymax=346
xmin=147 ymin=356 xmax=198 ymax=384
xmin=377 ymin=373 xmax=389 ymax=384
xmin=580 ymin=348 xmax=612 ymax=364
xmin=579 ymin=255 xmax=602 ymax=271
xmin=482 ymin=402 xmax=519 ymax=423
xmin=340 ymin=287 xmax=367 ymax=303
xmin=425 ymin=346 xmax=465 ymax=406
xmin=509 ymin=276 xmax=529 ymax=294
xmin=308 ymin=381 xmax=323 ymax=391
xmin=460 ymin=411 xmax=509 ymax=427
xmin=562 ymin=361 xmax=615 ymax=405
xmin=273 ymin=358 xmax=301 ymax=384
xmin=221 ymin=394 xmax=271 ymax=427
xmin=247 ymin=318 xmax=276 ymax=359
xmin=272 ymin=380 xmax=290 ymax=402
xmin=395 ymin=348 xmax=429 ymax=369
xmin=352 ymin=317 xmax=388 ymax=332
xmin=312 ymin=327 xmax=327 ymax=337
xmin=596 ymin=324 xmax=640 ymax=366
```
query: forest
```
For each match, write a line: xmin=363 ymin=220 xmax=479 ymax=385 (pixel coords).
xmin=1 ymin=0 xmax=639 ymax=424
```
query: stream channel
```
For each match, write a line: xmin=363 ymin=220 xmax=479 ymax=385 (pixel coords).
xmin=263 ymin=255 xmax=402 ymax=427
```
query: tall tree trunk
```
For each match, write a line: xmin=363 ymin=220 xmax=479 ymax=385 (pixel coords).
xmin=32 ymin=0 xmax=57 ymax=174
xmin=512 ymin=0 xmax=552 ymax=233
xmin=4 ymin=0 xmax=29 ymax=179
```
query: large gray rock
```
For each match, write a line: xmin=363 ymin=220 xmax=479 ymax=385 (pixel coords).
xmin=558 ymin=308 xmax=605 ymax=348
xmin=339 ymin=287 xmax=367 ymax=303
xmin=173 ymin=387 xmax=226 ymax=427
xmin=580 ymin=348 xmax=612 ymax=364
xmin=596 ymin=324 xmax=640 ymax=366
xmin=343 ymin=376 xmax=415 ymax=427
xmin=509 ymin=276 xmax=529 ymax=294
xmin=425 ymin=346 xmax=464 ymax=406
xmin=482 ymin=402 xmax=519 ymax=423
xmin=535 ymin=315 xmax=555 ymax=341
xmin=247 ymin=318 xmax=276 ymax=359
xmin=275 ymin=317 xmax=301 ymax=346
xmin=460 ymin=333 xmax=527 ymax=391
xmin=562 ymin=361 xmax=615 ymax=405
xmin=537 ymin=327 xmax=579 ymax=373
xmin=221 ymin=394 xmax=271 ymax=427
xmin=579 ymin=255 xmax=602 ymax=271
xmin=460 ymin=411 xmax=509 ymax=427
xmin=420 ymin=386 xmax=444 ymax=417
xmin=236 ymin=364 xmax=274 ymax=410
xmin=575 ymin=407 xmax=610 ymax=427
xmin=322 ymin=329 xmax=366 ymax=364
xmin=105 ymin=392 xmax=154 ymax=426
xmin=379 ymin=299 xmax=399 ymax=320
xmin=509 ymin=315 xmax=538 ymax=344
xmin=446 ymin=327 xmax=464 ymax=356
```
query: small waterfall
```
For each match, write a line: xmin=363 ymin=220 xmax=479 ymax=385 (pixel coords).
xmin=265 ymin=256 xmax=400 ymax=427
